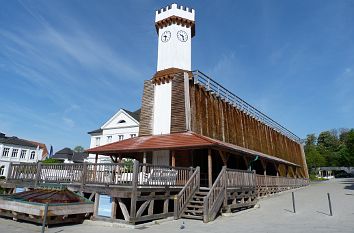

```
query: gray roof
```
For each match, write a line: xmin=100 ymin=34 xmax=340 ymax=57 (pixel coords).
xmin=87 ymin=128 xmax=103 ymax=135
xmin=52 ymin=147 xmax=89 ymax=163
xmin=87 ymin=108 xmax=140 ymax=135
xmin=123 ymin=108 xmax=141 ymax=122
xmin=0 ymin=133 xmax=37 ymax=148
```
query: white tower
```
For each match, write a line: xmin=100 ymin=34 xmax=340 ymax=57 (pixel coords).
xmin=156 ymin=4 xmax=195 ymax=71
xmin=152 ymin=4 xmax=195 ymax=136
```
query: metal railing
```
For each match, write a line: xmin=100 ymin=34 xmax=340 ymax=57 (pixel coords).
xmin=191 ymin=70 xmax=301 ymax=143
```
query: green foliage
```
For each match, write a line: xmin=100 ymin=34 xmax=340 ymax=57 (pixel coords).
xmin=73 ymin=145 xmax=85 ymax=152
xmin=122 ymin=158 xmax=134 ymax=171
xmin=42 ymin=158 xmax=63 ymax=164
xmin=305 ymin=128 xmax=354 ymax=172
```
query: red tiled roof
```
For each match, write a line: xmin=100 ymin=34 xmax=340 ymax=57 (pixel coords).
xmin=86 ymin=131 xmax=299 ymax=167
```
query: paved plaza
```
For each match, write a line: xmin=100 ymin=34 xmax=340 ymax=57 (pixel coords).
xmin=1 ymin=178 xmax=353 ymax=233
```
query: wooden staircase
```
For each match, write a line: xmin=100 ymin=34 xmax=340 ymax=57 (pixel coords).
xmin=181 ymin=187 xmax=209 ymax=220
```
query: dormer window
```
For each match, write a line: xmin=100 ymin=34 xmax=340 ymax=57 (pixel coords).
xmin=118 ymin=120 xmax=126 ymax=124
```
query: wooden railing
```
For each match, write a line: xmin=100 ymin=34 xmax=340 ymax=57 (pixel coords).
xmin=174 ymin=167 xmax=200 ymax=219
xmin=255 ymin=174 xmax=309 ymax=188
xmin=203 ymin=166 xmax=227 ymax=223
xmin=226 ymin=168 xmax=255 ymax=188
xmin=6 ymin=162 xmax=194 ymax=188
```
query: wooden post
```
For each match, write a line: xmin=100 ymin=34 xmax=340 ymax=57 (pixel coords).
xmin=111 ymin=197 xmax=117 ymax=220
xmin=130 ymin=160 xmax=139 ymax=223
xmin=208 ymin=149 xmax=212 ymax=188
xmin=143 ymin=152 xmax=147 ymax=164
xmin=171 ymin=151 xmax=176 ymax=167
xmin=34 ymin=162 xmax=42 ymax=188
xmin=95 ymin=153 xmax=98 ymax=163
xmin=93 ymin=193 xmax=100 ymax=218
xmin=6 ymin=162 xmax=12 ymax=181
xmin=81 ymin=162 xmax=87 ymax=189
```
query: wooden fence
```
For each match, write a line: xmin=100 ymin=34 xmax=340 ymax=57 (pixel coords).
xmin=6 ymin=162 xmax=194 ymax=188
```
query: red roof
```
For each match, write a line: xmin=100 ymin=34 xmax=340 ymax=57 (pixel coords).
xmin=86 ymin=131 xmax=299 ymax=167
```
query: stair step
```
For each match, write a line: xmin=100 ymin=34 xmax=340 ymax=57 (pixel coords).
xmin=190 ymin=200 xmax=204 ymax=204
xmin=184 ymin=209 xmax=203 ymax=214
xmin=199 ymin=187 xmax=210 ymax=191
xmin=195 ymin=192 xmax=208 ymax=196
xmin=186 ymin=204 xmax=203 ymax=209
xmin=181 ymin=214 xmax=203 ymax=220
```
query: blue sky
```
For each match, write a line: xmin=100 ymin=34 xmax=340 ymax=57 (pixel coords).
xmin=1 ymin=0 xmax=353 ymax=151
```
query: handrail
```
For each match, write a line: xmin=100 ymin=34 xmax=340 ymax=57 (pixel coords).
xmin=6 ymin=162 xmax=195 ymax=188
xmin=174 ymin=167 xmax=200 ymax=219
xmin=203 ymin=166 xmax=227 ymax=223
xmin=191 ymin=70 xmax=301 ymax=143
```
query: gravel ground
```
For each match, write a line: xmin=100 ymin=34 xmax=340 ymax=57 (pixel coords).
xmin=1 ymin=178 xmax=353 ymax=233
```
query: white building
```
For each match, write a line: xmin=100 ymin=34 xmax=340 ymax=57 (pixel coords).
xmin=87 ymin=109 xmax=140 ymax=163
xmin=0 ymin=132 xmax=47 ymax=178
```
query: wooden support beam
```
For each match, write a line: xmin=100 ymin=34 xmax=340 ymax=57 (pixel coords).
xmin=117 ymin=198 xmax=130 ymax=221
xmin=143 ymin=152 xmax=147 ymax=164
xmin=218 ymin=150 xmax=229 ymax=166
xmin=95 ymin=154 xmax=98 ymax=163
xmin=171 ymin=151 xmax=176 ymax=167
xmin=208 ymin=149 xmax=212 ymax=188
xmin=242 ymin=156 xmax=249 ymax=169
xmin=111 ymin=197 xmax=117 ymax=220
xmin=93 ymin=193 xmax=99 ymax=218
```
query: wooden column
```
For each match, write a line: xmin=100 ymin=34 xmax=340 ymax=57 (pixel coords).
xmin=171 ymin=151 xmax=176 ymax=167
xmin=93 ymin=193 xmax=100 ymax=218
xmin=208 ymin=149 xmax=212 ymax=188
xmin=111 ymin=197 xmax=117 ymax=220
xmin=143 ymin=152 xmax=147 ymax=164
xmin=95 ymin=153 xmax=98 ymax=163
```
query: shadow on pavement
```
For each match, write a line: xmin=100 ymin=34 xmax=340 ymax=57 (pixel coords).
xmin=316 ymin=211 xmax=331 ymax=216
xmin=339 ymin=178 xmax=354 ymax=190
xmin=283 ymin=209 xmax=295 ymax=214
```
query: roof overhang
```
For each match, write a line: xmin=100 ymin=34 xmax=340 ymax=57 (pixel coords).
xmin=86 ymin=131 xmax=300 ymax=167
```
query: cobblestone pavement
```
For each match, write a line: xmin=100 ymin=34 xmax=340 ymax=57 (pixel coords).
xmin=1 ymin=178 xmax=353 ymax=233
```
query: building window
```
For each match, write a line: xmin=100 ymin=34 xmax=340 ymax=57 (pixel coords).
xmin=107 ymin=136 xmax=112 ymax=143
xmin=30 ymin=151 xmax=35 ymax=160
xmin=118 ymin=120 xmax=126 ymax=124
xmin=118 ymin=135 xmax=124 ymax=141
xmin=2 ymin=147 xmax=10 ymax=157
xmin=0 ymin=166 xmax=4 ymax=176
xmin=95 ymin=137 xmax=101 ymax=146
xmin=20 ymin=150 xmax=27 ymax=159
xmin=11 ymin=148 xmax=19 ymax=157
xmin=130 ymin=134 xmax=136 ymax=138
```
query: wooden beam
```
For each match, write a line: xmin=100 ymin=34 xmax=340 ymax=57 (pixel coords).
xmin=208 ymin=149 xmax=212 ymax=188
xmin=171 ymin=151 xmax=176 ymax=167
xmin=117 ymin=198 xmax=130 ymax=221
xmin=218 ymin=150 xmax=229 ymax=166
xmin=111 ymin=197 xmax=117 ymax=220
xmin=93 ymin=193 xmax=99 ymax=218
xmin=95 ymin=154 xmax=98 ymax=163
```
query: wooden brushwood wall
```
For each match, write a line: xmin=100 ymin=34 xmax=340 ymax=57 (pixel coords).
xmin=189 ymin=82 xmax=308 ymax=178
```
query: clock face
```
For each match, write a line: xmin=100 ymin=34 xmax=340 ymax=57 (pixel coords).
xmin=177 ymin=30 xmax=188 ymax=42
xmin=161 ymin=31 xmax=171 ymax=42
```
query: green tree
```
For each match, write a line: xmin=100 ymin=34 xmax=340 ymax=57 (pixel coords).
xmin=42 ymin=158 xmax=62 ymax=164
xmin=73 ymin=145 xmax=84 ymax=152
